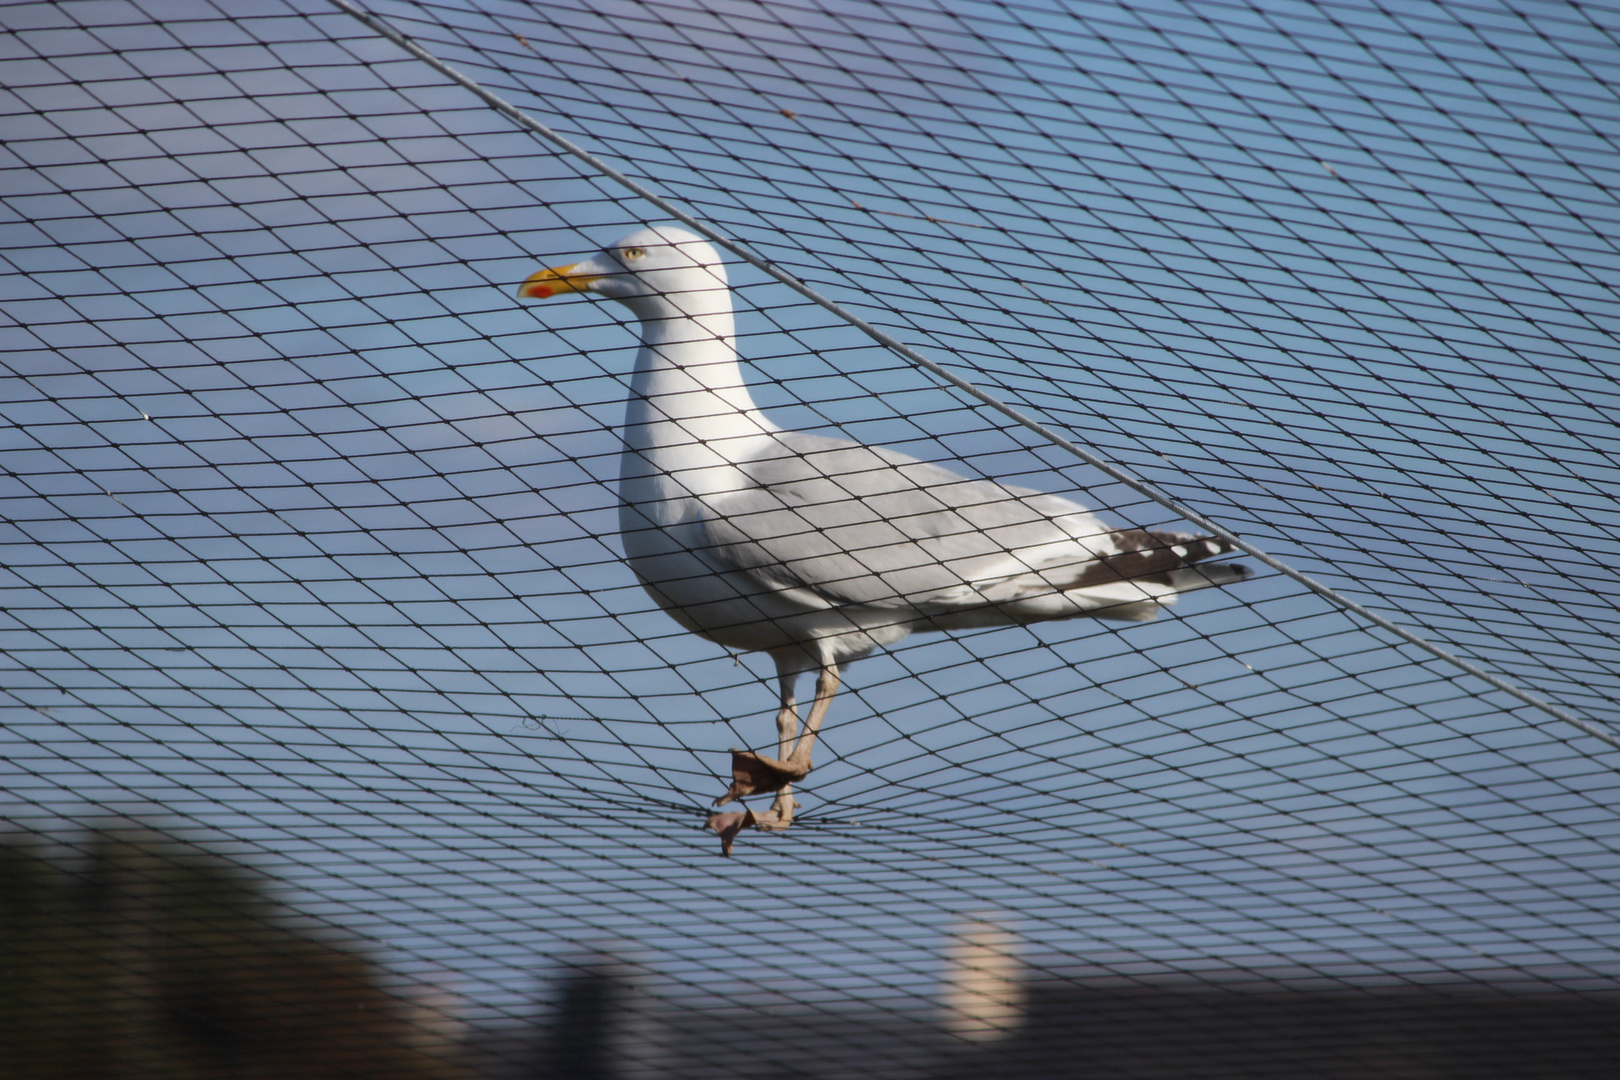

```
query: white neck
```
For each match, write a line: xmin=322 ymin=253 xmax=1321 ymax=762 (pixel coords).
xmin=617 ymin=285 xmax=777 ymax=498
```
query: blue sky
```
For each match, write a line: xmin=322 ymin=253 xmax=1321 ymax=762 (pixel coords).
xmin=3 ymin=0 xmax=1619 ymax=1016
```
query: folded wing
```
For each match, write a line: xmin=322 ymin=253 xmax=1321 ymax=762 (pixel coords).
xmin=699 ymin=430 xmax=1247 ymax=624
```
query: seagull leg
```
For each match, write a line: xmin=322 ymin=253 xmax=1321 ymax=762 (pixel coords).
xmin=715 ymin=659 xmax=840 ymax=812
xmin=714 ymin=666 xmax=802 ymax=809
xmin=753 ymin=661 xmax=839 ymax=831
xmin=752 ymin=670 xmax=805 ymax=832
xmin=788 ymin=661 xmax=839 ymax=774
xmin=707 ymin=668 xmax=800 ymax=849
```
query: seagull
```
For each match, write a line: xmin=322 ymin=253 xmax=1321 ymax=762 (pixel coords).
xmin=518 ymin=225 xmax=1251 ymax=854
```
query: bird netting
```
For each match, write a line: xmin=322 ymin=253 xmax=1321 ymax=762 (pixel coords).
xmin=3 ymin=0 xmax=1619 ymax=1076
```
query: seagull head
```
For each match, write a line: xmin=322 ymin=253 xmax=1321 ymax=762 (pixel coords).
xmin=517 ymin=225 xmax=729 ymax=317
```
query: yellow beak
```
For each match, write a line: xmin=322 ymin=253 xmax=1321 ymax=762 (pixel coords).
xmin=517 ymin=262 xmax=599 ymax=300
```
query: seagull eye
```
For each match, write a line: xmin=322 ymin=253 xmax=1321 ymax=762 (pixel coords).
xmin=620 ymin=246 xmax=647 ymax=262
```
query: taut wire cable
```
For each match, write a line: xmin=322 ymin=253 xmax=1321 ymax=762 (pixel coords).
xmin=329 ymin=0 xmax=1620 ymax=755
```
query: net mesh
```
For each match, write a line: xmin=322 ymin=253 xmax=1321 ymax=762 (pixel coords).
xmin=4 ymin=0 xmax=1619 ymax=1075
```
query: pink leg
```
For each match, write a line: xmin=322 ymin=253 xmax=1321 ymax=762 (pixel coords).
xmin=713 ymin=658 xmax=841 ymax=814
xmin=754 ymin=670 xmax=805 ymax=831
xmin=754 ymin=662 xmax=840 ymax=831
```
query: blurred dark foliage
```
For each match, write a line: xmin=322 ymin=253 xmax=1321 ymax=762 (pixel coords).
xmin=0 ymin=821 xmax=469 ymax=1080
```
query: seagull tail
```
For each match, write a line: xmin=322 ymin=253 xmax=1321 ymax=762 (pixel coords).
xmin=1107 ymin=528 xmax=1252 ymax=589
xmin=1056 ymin=529 xmax=1252 ymax=622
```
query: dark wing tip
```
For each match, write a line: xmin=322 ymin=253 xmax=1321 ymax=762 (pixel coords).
xmin=1079 ymin=530 xmax=1251 ymax=587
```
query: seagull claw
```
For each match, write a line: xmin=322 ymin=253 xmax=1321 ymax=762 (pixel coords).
xmin=706 ymin=807 xmax=757 ymax=856
xmin=752 ymin=796 xmax=800 ymax=833
xmin=713 ymin=748 xmax=810 ymax=805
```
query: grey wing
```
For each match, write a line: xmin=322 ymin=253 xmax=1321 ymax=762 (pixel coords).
xmin=697 ymin=430 xmax=1105 ymax=611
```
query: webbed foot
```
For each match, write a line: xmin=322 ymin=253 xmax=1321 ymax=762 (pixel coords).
xmin=705 ymin=807 xmax=757 ymax=857
xmin=712 ymin=748 xmax=811 ymax=806
xmin=752 ymin=794 xmax=801 ymax=833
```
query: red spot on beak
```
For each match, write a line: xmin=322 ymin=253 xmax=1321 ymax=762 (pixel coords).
xmin=533 ymin=285 xmax=554 ymax=299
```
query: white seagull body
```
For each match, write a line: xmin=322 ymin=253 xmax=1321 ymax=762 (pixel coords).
xmin=519 ymin=225 xmax=1250 ymax=853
